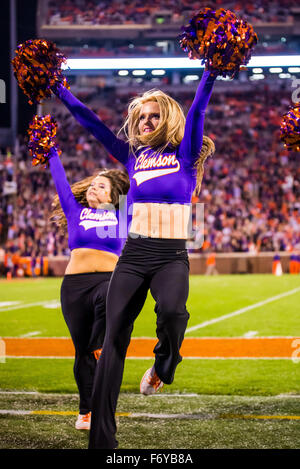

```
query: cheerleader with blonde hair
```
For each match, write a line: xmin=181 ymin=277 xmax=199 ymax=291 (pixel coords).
xmin=48 ymin=63 xmax=215 ymax=448
xmin=13 ymin=6 xmax=257 ymax=449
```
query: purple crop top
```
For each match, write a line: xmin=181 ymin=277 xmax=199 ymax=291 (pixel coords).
xmin=54 ymin=70 xmax=215 ymax=205
xmin=49 ymin=149 xmax=126 ymax=255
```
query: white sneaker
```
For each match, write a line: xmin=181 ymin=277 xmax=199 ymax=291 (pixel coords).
xmin=140 ymin=366 xmax=164 ymax=395
xmin=75 ymin=412 xmax=91 ymax=430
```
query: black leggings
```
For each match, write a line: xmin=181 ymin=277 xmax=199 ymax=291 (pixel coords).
xmin=89 ymin=235 xmax=190 ymax=449
xmin=60 ymin=271 xmax=112 ymax=415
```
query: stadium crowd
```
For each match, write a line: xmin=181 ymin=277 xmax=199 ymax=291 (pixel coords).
xmin=45 ymin=0 xmax=298 ymax=26
xmin=0 ymin=80 xmax=299 ymax=274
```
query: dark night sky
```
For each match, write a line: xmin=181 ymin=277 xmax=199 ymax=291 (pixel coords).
xmin=0 ymin=0 xmax=37 ymax=133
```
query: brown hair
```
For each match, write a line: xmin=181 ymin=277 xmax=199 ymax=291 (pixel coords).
xmin=194 ymin=136 xmax=215 ymax=195
xmin=50 ymin=168 xmax=130 ymax=231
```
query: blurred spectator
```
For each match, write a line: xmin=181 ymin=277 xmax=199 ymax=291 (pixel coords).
xmin=45 ymin=0 xmax=297 ymax=26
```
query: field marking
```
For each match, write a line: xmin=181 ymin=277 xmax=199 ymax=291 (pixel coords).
xmin=0 ymin=391 xmax=41 ymax=395
xmin=0 ymin=301 xmax=60 ymax=312
xmin=186 ymin=286 xmax=300 ymax=333
xmin=1 ymin=391 xmax=299 ymax=406
xmin=0 ymin=409 xmax=299 ymax=421
xmin=1 ymin=391 xmax=299 ymax=399
xmin=221 ymin=414 xmax=300 ymax=421
xmin=0 ymin=410 xmax=32 ymax=415
xmin=0 ymin=391 xmax=197 ymax=398
xmin=42 ymin=301 xmax=61 ymax=309
xmin=19 ymin=331 xmax=41 ymax=338
xmin=2 ymin=337 xmax=300 ymax=359
xmin=33 ymin=410 xmax=78 ymax=416
xmin=3 ymin=356 xmax=298 ymax=360
xmin=244 ymin=331 xmax=258 ymax=338
xmin=0 ymin=302 xmax=21 ymax=308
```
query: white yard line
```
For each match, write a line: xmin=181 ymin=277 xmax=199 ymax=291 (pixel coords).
xmin=41 ymin=301 xmax=61 ymax=309
xmin=0 ymin=302 xmax=21 ymax=308
xmin=0 ymin=391 xmax=77 ymax=396
xmin=19 ymin=331 xmax=42 ymax=338
xmin=0 ymin=391 xmax=197 ymax=397
xmin=243 ymin=331 xmax=258 ymax=338
xmin=0 ymin=302 xmax=43 ymax=312
xmin=0 ymin=410 xmax=32 ymax=415
xmin=186 ymin=286 xmax=300 ymax=333
xmin=0 ymin=301 xmax=60 ymax=312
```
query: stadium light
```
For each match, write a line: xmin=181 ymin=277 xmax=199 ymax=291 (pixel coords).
xmin=269 ymin=68 xmax=283 ymax=73
xmin=279 ymin=73 xmax=291 ymax=79
xmin=63 ymin=56 xmax=300 ymax=71
xmin=249 ymin=74 xmax=265 ymax=80
xmin=151 ymin=70 xmax=166 ymax=76
xmin=183 ymin=75 xmax=199 ymax=83
xmin=216 ymin=76 xmax=232 ymax=81
xmin=132 ymin=70 xmax=146 ymax=76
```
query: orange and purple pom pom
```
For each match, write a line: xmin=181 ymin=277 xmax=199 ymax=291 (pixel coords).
xmin=179 ymin=8 xmax=258 ymax=78
xmin=12 ymin=39 xmax=69 ymax=105
xmin=28 ymin=115 xmax=61 ymax=167
xmin=280 ymin=104 xmax=300 ymax=152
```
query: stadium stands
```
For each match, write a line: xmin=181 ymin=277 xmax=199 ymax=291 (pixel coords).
xmin=44 ymin=0 xmax=297 ymax=26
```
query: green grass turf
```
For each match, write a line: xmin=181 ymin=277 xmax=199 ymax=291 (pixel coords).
xmin=0 ymin=275 xmax=299 ymax=337
xmin=0 ymin=393 xmax=299 ymax=449
xmin=0 ymin=274 xmax=299 ymax=397
xmin=0 ymin=275 xmax=300 ymax=450
xmin=0 ymin=358 xmax=299 ymax=396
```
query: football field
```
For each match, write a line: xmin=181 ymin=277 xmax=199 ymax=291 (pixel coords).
xmin=0 ymin=274 xmax=299 ymax=449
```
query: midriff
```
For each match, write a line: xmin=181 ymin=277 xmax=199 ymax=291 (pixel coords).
xmin=65 ymin=248 xmax=118 ymax=274
xmin=130 ymin=202 xmax=191 ymax=239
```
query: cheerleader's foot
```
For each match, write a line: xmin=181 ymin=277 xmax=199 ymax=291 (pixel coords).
xmin=140 ymin=366 xmax=164 ymax=395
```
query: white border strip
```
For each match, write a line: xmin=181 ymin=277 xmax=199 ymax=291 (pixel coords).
xmin=64 ymin=55 xmax=300 ymax=71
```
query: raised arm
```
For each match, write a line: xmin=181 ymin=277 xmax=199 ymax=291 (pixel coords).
xmin=48 ymin=147 xmax=78 ymax=218
xmin=179 ymin=70 xmax=216 ymax=166
xmin=53 ymin=84 xmax=129 ymax=165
